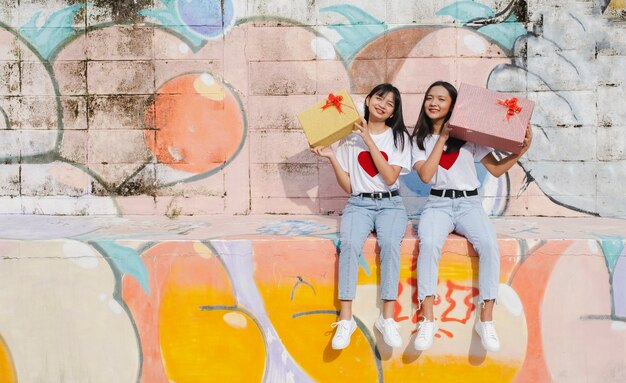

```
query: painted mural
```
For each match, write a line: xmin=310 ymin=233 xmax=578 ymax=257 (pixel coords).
xmin=0 ymin=0 xmax=624 ymax=217
xmin=0 ymin=215 xmax=625 ymax=382
xmin=0 ymin=0 xmax=625 ymax=381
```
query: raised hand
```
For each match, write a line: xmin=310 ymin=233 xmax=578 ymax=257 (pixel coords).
xmin=353 ymin=118 xmax=374 ymax=145
xmin=436 ymin=121 xmax=452 ymax=144
xmin=518 ymin=123 xmax=533 ymax=156
xmin=310 ymin=145 xmax=334 ymax=159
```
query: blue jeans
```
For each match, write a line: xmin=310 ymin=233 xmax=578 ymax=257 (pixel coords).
xmin=417 ymin=195 xmax=500 ymax=303
xmin=338 ymin=195 xmax=408 ymax=301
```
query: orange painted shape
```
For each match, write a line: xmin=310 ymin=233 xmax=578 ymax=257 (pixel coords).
xmin=511 ymin=241 xmax=572 ymax=383
xmin=499 ymin=240 xmax=522 ymax=281
xmin=122 ymin=242 xmax=235 ymax=383
xmin=158 ymin=259 xmax=263 ymax=383
xmin=144 ymin=73 xmax=244 ymax=173
xmin=158 ymin=246 xmax=253 ymax=382
xmin=349 ymin=27 xmax=438 ymax=89
xmin=252 ymin=239 xmax=338 ymax=288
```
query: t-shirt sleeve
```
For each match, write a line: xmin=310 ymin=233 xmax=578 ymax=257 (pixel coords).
xmin=388 ymin=134 xmax=412 ymax=175
xmin=335 ymin=138 xmax=350 ymax=172
xmin=473 ymin=144 xmax=493 ymax=161
xmin=411 ymin=140 xmax=427 ymax=167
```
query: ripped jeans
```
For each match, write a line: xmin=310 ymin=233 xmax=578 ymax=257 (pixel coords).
xmin=417 ymin=194 xmax=500 ymax=305
xmin=338 ymin=195 xmax=408 ymax=301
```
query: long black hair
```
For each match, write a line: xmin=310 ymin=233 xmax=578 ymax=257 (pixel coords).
xmin=412 ymin=81 xmax=466 ymax=153
xmin=363 ymin=83 xmax=408 ymax=151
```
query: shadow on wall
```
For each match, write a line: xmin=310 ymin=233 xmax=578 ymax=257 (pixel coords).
xmin=278 ymin=147 xmax=352 ymax=215
xmin=277 ymin=149 xmax=320 ymax=213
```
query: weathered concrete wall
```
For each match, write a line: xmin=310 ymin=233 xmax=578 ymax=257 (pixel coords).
xmin=0 ymin=0 xmax=624 ymax=218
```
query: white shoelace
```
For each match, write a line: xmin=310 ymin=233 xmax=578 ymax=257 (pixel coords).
xmin=482 ymin=321 xmax=498 ymax=341
xmin=331 ymin=320 xmax=352 ymax=338
xmin=417 ymin=321 xmax=435 ymax=340
xmin=382 ymin=318 xmax=400 ymax=331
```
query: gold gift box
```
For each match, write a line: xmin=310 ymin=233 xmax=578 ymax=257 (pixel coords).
xmin=297 ymin=89 xmax=361 ymax=147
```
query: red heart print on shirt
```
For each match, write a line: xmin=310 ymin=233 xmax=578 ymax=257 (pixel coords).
xmin=358 ymin=151 xmax=388 ymax=177
xmin=439 ymin=151 xmax=459 ymax=170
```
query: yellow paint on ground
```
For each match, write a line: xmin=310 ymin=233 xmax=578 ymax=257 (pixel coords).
xmin=383 ymin=355 xmax=521 ymax=382
xmin=0 ymin=336 xmax=16 ymax=383
xmin=158 ymin=255 xmax=264 ymax=382
xmin=160 ymin=290 xmax=264 ymax=382
xmin=275 ymin=313 xmax=379 ymax=382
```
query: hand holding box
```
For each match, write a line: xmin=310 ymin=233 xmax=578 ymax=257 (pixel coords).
xmin=297 ymin=90 xmax=361 ymax=148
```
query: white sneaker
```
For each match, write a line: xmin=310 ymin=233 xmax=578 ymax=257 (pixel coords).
xmin=475 ymin=320 xmax=500 ymax=352
xmin=331 ymin=318 xmax=357 ymax=350
xmin=414 ymin=319 xmax=438 ymax=351
xmin=374 ymin=315 xmax=403 ymax=348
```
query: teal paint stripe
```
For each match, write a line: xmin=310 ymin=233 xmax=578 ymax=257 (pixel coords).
xmin=94 ymin=240 xmax=151 ymax=295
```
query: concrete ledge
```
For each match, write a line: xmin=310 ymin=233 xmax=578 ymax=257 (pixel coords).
xmin=0 ymin=214 xmax=624 ymax=241
xmin=0 ymin=215 xmax=624 ymax=382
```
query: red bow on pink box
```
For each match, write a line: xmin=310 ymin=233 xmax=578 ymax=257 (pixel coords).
xmin=497 ymin=97 xmax=522 ymax=121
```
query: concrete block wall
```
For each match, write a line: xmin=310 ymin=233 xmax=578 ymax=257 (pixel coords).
xmin=0 ymin=0 xmax=625 ymax=218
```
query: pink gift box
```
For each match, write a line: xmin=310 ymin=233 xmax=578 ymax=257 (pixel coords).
xmin=448 ymin=83 xmax=534 ymax=154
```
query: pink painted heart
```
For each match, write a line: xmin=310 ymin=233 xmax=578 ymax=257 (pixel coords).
xmin=439 ymin=151 xmax=459 ymax=170
xmin=358 ymin=151 xmax=388 ymax=177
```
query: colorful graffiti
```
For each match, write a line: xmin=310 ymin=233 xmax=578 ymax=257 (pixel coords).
xmin=0 ymin=0 xmax=623 ymax=217
xmin=0 ymin=1 xmax=625 ymax=379
xmin=0 ymin=217 xmax=625 ymax=381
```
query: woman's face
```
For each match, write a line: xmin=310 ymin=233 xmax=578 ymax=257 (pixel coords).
xmin=423 ymin=85 xmax=452 ymax=122
xmin=366 ymin=91 xmax=396 ymax=122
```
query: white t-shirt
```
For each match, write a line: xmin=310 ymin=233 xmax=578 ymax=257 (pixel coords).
xmin=336 ymin=129 xmax=411 ymax=194
xmin=411 ymin=135 xmax=493 ymax=190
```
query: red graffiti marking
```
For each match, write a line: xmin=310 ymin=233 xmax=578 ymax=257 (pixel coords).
xmin=440 ymin=280 xmax=479 ymax=324
xmin=399 ymin=276 xmax=479 ymax=339
xmin=434 ymin=328 xmax=454 ymax=339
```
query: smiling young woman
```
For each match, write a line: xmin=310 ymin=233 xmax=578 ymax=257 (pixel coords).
xmin=411 ymin=81 xmax=533 ymax=352
xmin=310 ymin=83 xmax=411 ymax=351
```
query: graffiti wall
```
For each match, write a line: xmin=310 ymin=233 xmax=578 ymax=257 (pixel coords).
xmin=0 ymin=215 xmax=625 ymax=382
xmin=0 ymin=0 xmax=624 ymax=217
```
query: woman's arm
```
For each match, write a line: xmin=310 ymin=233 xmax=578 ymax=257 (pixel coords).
xmin=354 ymin=120 xmax=402 ymax=185
xmin=310 ymin=146 xmax=352 ymax=194
xmin=481 ymin=125 xmax=533 ymax=177
xmin=413 ymin=124 xmax=449 ymax=183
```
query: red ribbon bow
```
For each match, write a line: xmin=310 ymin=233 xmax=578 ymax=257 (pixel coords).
xmin=497 ymin=97 xmax=522 ymax=121
xmin=321 ymin=93 xmax=344 ymax=113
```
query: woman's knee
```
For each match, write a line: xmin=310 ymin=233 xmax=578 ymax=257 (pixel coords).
xmin=377 ymin=235 xmax=402 ymax=253
xmin=340 ymin=233 xmax=367 ymax=253
xmin=474 ymin=238 xmax=499 ymax=257
xmin=418 ymin=234 xmax=446 ymax=254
